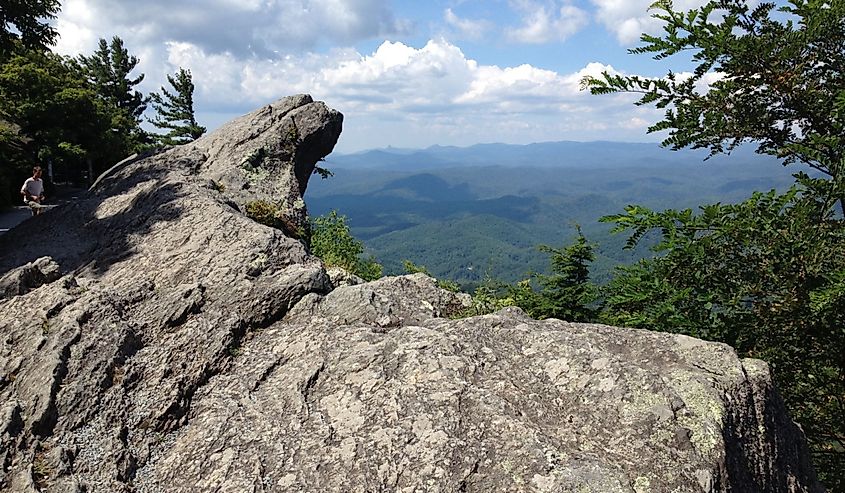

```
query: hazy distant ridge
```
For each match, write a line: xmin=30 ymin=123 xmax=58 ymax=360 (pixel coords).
xmin=325 ymin=140 xmax=776 ymax=170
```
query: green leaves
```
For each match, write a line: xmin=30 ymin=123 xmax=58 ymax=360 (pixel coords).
xmin=581 ymin=0 xmax=845 ymax=179
xmin=0 ymin=0 xmax=60 ymax=58
xmin=600 ymin=183 xmax=845 ymax=487
xmin=310 ymin=211 xmax=383 ymax=281
xmin=583 ymin=0 xmax=845 ymax=484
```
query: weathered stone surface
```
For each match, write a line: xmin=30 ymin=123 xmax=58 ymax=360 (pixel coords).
xmin=130 ymin=308 xmax=821 ymax=493
xmin=286 ymin=272 xmax=472 ymax=328
xmin=0 ymin=96 xmax=822 ymax=492
xmin=325 ymin=266 xmax=364 ymax=288
xmin=0 ymin=95 xmax=339 ymax=491
xmin=0 ymin=257 xmax=61 ymax=300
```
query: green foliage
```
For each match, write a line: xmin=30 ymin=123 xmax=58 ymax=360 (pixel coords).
xmin=0 ymin=48 xmax=121 ymax=187
xmin=77 ymin=37 xmax=147 ymax=119
xmin=244 ymin=199 xmax=308 ymax=240
xmin=600 ymin=183 xmax=845 ymax=487
xmin=449 ymin=233 xmax=599 ymax=321
xmin=149 ymin=67 xmax=205 ymax=146
xmin=311 ymin=210 xmax=382 ymax=281
xmin=582 ymin=0 xmax=845 ymax=182
xmin=0 ymin=0 xmax=60 ymax=57
xmin=76 ymin=36 xmax=150 ymax=155
xmin=313 ymin=165 xmax=334 ymax=179
xmin=244 ymin=200 xmax=283 ymax=228
xmin=584 ymin=0 xmax=845 ymax=485
xmin=500 ymin=230 xmax=598 ymax=322
xmin=530 ymin=231 xmax=598 ymax=321
xmin=458 ymin=280 xmax=514 ymax=318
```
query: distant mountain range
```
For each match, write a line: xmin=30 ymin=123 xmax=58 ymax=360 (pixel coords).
xmin=325 ymin=140 xmax=777 ymax=170
xmin=311 ymin=140 xmax=799 ymax=287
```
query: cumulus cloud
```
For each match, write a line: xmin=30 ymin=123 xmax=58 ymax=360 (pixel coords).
xmin=54 ymin=0 xmax=411 ymax=58
xmin=506 ymin=0 xmax=590 ymax=44
xmin=51 ymin=0 xmax=666 ymax=151
xmin=152 ymin=38 xmax=658 ymax=150
xmin=588 ymin=0 xmax=759 ymax=45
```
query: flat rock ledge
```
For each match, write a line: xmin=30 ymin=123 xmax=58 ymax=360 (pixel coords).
xmin=0 ymin=96 xmax=821 ymax=492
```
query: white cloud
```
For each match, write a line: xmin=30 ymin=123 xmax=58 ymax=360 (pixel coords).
xmin=151 ymin=38 xmax=659 ymax=151
xmin=506 ymin=0 xmax=590 ymax=44
xmin=54 ymin=0 xmax=410 ymax=58
xmin=589 ymin=0 xmax=759 ymax=45
xmin=50 ymin=0 xmax=669 ymax=151
xmin=444 ymin=8 xmax=490 ymax=41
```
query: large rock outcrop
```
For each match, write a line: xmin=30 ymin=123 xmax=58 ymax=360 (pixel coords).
xmin=0 ymin=95 xmax=822 ymax=492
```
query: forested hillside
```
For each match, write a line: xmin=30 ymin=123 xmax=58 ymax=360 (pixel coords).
xmin=308 ymin=144 xmax=797 ymax=286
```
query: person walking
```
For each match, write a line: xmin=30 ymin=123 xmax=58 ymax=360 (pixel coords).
xmin=20 ymin=166 xmax=45 ymax=216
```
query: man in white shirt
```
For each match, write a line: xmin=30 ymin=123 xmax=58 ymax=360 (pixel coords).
xmin=20 ymin=166 xmax=45 ymax=215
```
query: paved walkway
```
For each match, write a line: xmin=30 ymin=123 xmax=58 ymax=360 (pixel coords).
xmin=0 ymin=187 xmax=86 ymax=235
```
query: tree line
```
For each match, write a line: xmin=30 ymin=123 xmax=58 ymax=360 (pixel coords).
xmin=0 ymin=0 xmax=204 ymax=206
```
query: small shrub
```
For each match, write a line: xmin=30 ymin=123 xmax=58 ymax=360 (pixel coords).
xmin=311 ymin=211 xmax=383 ymax=281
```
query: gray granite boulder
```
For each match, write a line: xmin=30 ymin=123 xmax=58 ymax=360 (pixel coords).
xmin=0 ymin=96 xmax=821 ymax=492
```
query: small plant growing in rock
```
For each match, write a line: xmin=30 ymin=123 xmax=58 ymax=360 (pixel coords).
xmin=245 ymin=200 xmax=307 ymax=240
xmin=31 ymin=452 xmax=52 ymax=489
xmin=311 ymin=210 xmax=382 ymax=281
xmin=245 ymin=200 xmax=283 ymax=228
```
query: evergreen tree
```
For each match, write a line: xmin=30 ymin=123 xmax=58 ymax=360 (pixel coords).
xmin=0 ymin=48 xmax=119 ymax=194
xmin=504 ymin=230 xmax=598 ymax=322
xmin=0 ymin=0 xmax=60 ymax=57
xmin=149 ymin=68 xmax=205 ymax=145
xmin=532 ymin=231 xmax=597 ymax=322
xmin=78 ymin=36 xmax=146 ymax=118
xmin=76 ymin=36 xmax=148 ymax=156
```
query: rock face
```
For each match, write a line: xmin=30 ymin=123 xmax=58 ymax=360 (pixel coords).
xmin=0 ymin=95 xmax=822 ymax=492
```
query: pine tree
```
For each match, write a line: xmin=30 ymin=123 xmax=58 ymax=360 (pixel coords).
xmin=0 ymin=0 xmax=60 ymax=57
xmin=149 ymin=68 xmax=205 ymax=146
xmin=76 ymin=36 xmax=148 ymax=156
xmin=78 ymin=36 xmax=147 ymax=120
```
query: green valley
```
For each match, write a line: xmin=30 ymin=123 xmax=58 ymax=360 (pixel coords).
xmin=307 ymin=142 xmax=798 ymax=287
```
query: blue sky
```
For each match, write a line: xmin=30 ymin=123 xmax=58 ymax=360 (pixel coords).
xmin=52 ymin=0 xmax=731 ymax=152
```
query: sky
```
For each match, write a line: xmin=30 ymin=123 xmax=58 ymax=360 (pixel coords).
xmin=51 ymin=0 xmax=724 ymax=153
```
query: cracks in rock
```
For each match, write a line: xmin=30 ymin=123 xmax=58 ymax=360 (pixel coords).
xmin=105 ymin=327 xmax=143 ymax=392
xmin=32 ymin=329 xmax=82 ymax=439
xmin=165 ymin=284 xmax=206 ymax=328
xmin=689 ymin=361 xmax=723 ymax=377
xmin=115 ymin=425 xmax=138 ymax=483
xmin=457 ymin=459 xmax=481 ymax=492
xmin=301 ymin=363 xmax=325 ymax=418
xmin=250 ymin=355 xmax=289 ymax=394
